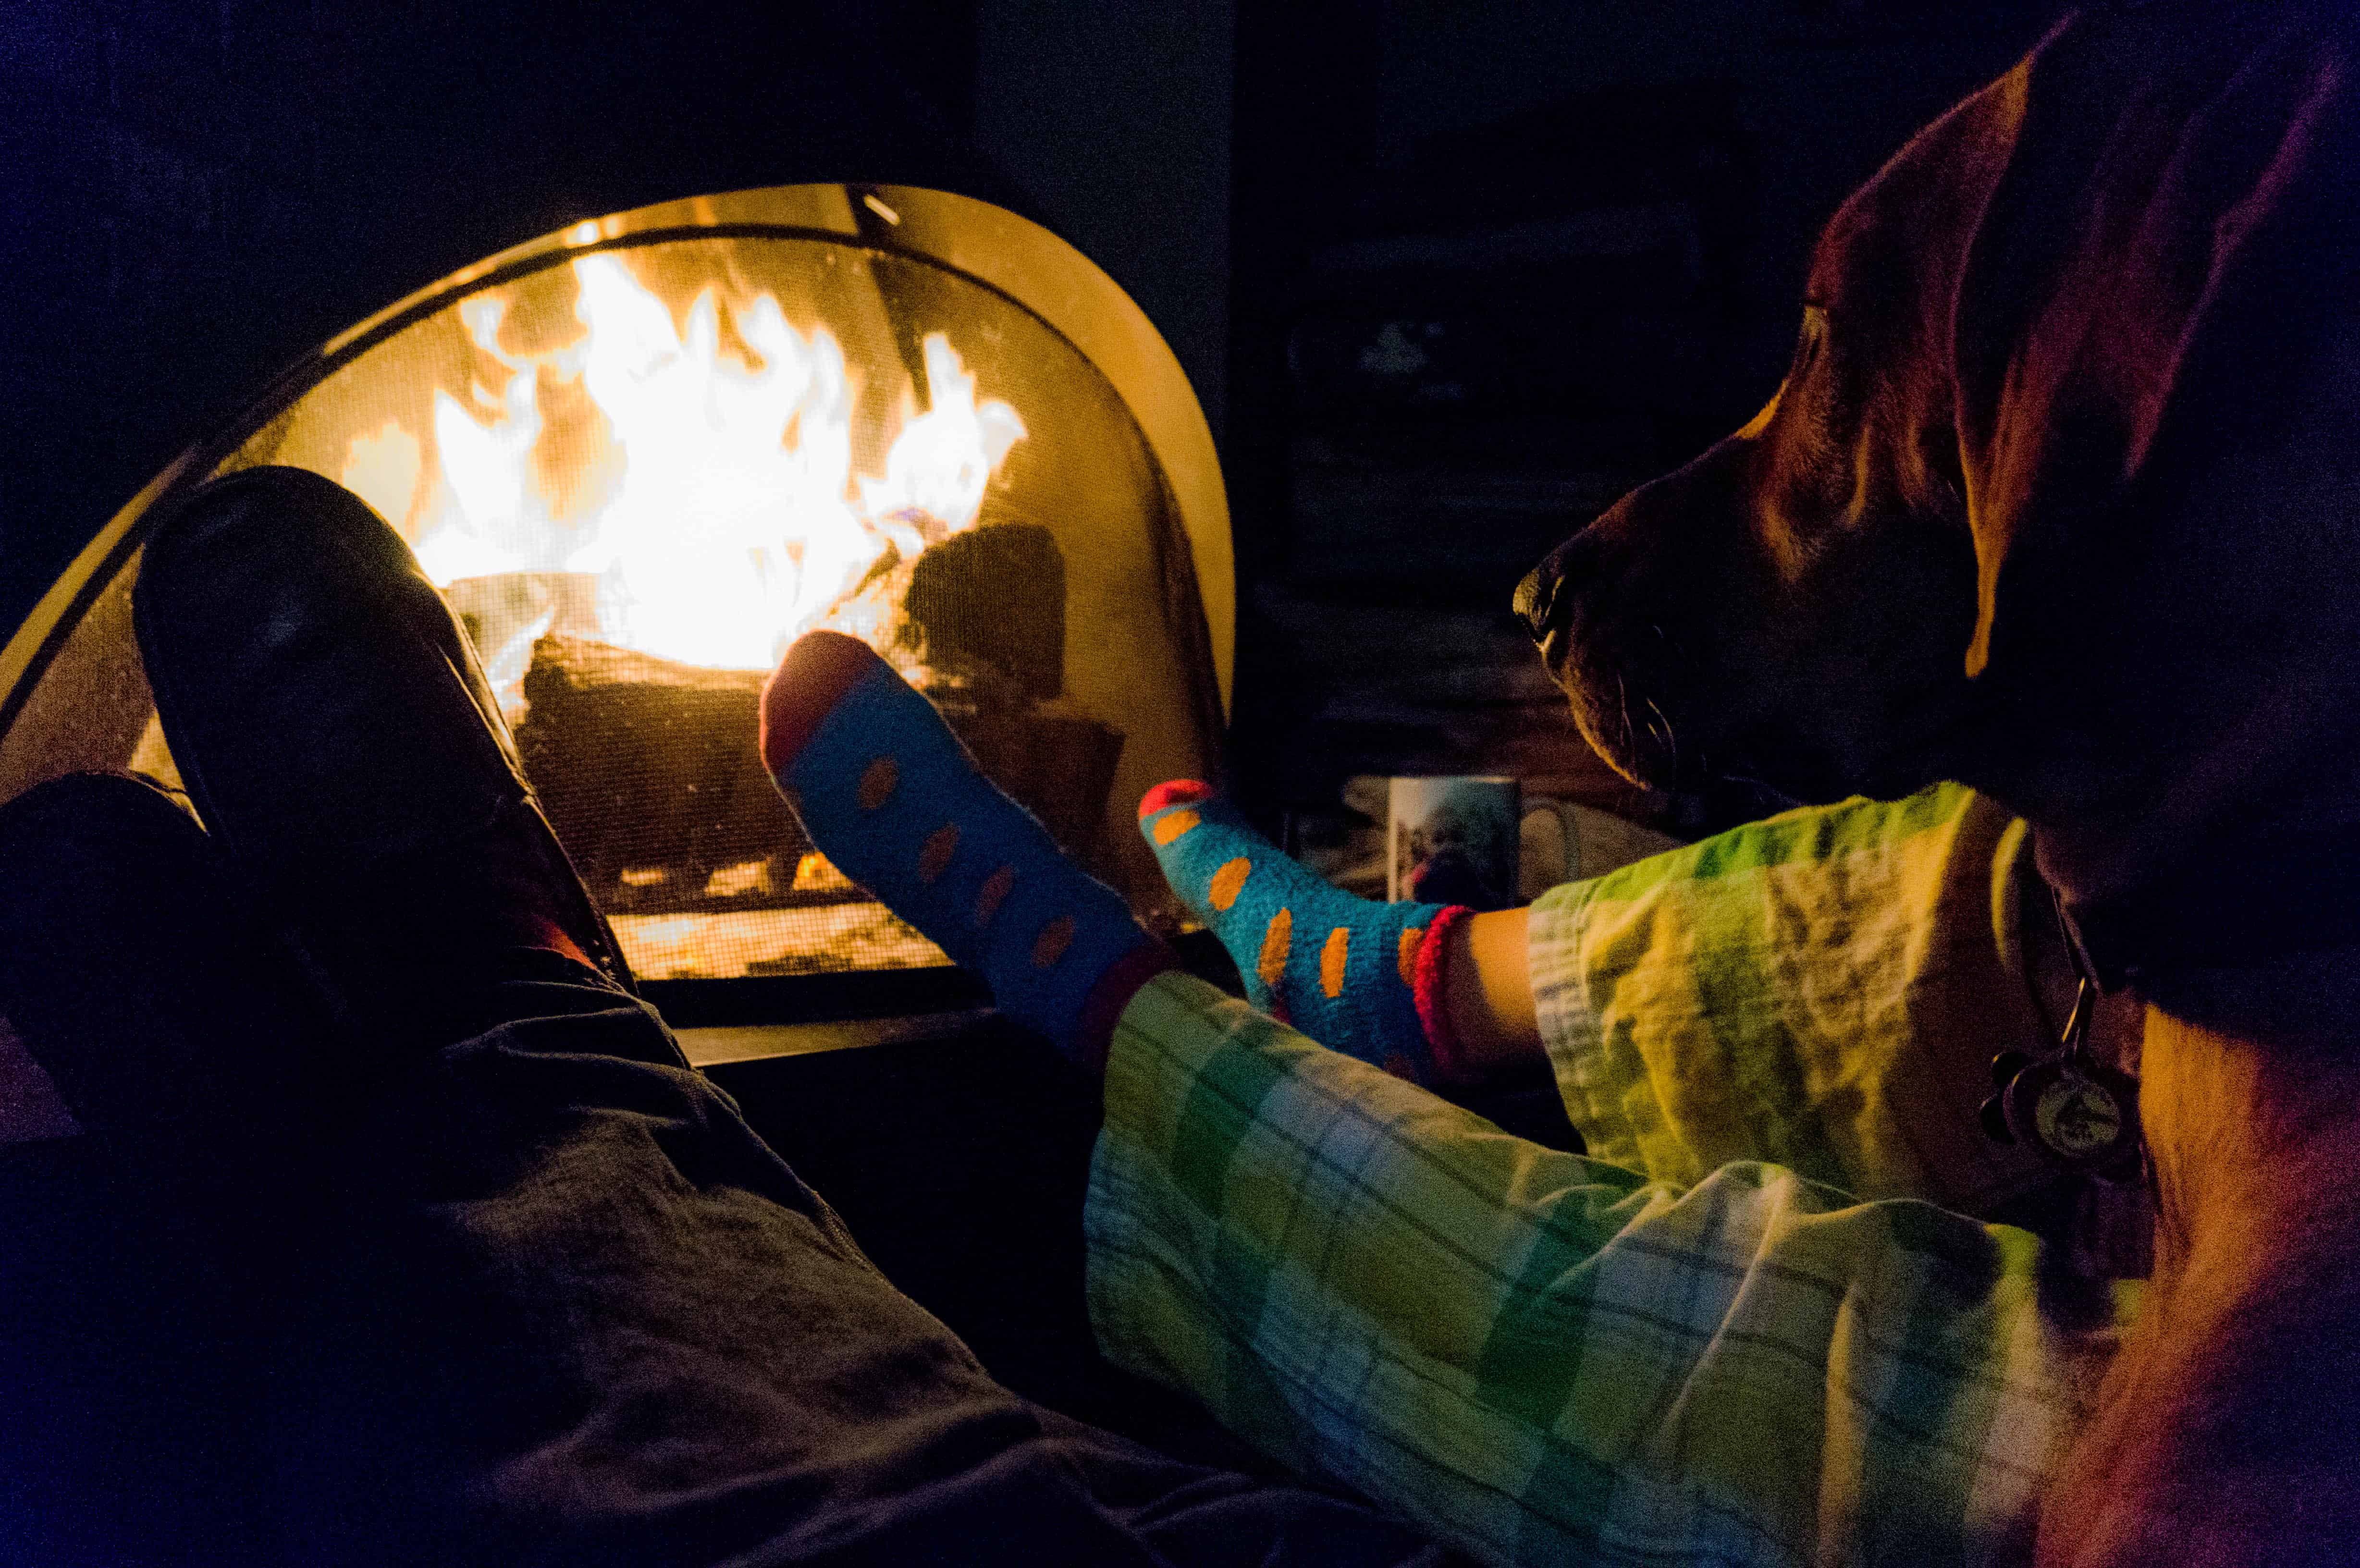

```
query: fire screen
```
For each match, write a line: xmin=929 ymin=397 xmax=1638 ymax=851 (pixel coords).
xmin=0 ymin=187 xmax=1231 ymax=988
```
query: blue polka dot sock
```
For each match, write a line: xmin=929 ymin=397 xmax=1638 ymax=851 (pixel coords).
xmin=762 ymin=633 xmax=1173 ymax=1070
xmin=1137 ymin=781 xmax=1473 ymax=1083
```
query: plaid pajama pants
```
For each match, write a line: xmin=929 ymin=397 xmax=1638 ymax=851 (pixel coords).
xmin=1086 ymin=786 xmax=2129 ymax=1567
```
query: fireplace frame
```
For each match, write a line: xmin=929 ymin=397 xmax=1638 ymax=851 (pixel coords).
xmin=0 ymin=183 xmax=1234 ymax=1028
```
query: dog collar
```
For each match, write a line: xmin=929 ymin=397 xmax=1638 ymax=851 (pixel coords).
xmin=1979 ymin=890 xmax=2145 ymax=1177
xmin=2052 ymin=829 xmax=2360 ymax=990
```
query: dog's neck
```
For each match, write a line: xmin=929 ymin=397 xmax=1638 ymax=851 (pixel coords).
xmin=2040 ymin=1002 xmax=2360 ymax=1565
xmin=2138 ymin=1007 xmax=2360 ymax=1257
xmin=2017 ymin=735 xmax=2360 ymax=1558
xmin=2001 ymin=708 xmax=2360 ymax=1039
xmin=2026 ymin=800 xmax=2360 ymax=1050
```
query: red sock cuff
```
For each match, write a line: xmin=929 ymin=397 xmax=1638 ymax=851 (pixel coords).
xmin=1138 ymin=780 xmax=1214 ymax=819
xmin=761 ymin=632 xmax=888 ymax=777
xmin=1071 ymin=941 xmax=1183 ymax=1075
xmin=1411 ymin=905 xmax=1476 ymax=1084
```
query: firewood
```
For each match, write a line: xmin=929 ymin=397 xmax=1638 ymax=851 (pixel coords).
xmin=515 ymin=631 xmax=1127 ymax=913
xmin=897 ymin=523 xmax=1066 ymax=700
xmin=516 ymin=634 xmax=804 ymax=913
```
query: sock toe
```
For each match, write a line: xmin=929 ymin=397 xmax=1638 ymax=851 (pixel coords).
xmin=760 ymin=637 xmax=1165 ymax=1069
xmin=1139 ymin=779 xmax=1215 ymax=819
xmin=762 ymin=632 xmax=892 ymax=778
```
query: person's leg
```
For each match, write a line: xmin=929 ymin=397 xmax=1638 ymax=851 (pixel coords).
xmin=1148 ymin=782 xmax=2084 ymax=1219
xmin=312 ymin=1005 xmax=1458 ymax=1564
xmin=1436 ymin=905 xmax=1540 ymax=1069
xmin=760 ymin=630 xmax=1178 ymax=1072
xmin=0 ymin=772 xmax=331 ymax=1567
xmin=1085 ymin=967 xmax=2108 ymax=1568
xmin=1140 ymin=783 xmax=1546 ymax=1080
xmin=128 ymin=468 xmax=1450 ymax=1567
xmin=759 ymin=635 xmax=1544 ymax=1086
xmin=295 ymin=954 xmax=1174 ymax=1564
xmin=0 ymin=772 xmax=1150 ymax=1566
xmin=752 ymin=635 xmax=2109 ymax=1562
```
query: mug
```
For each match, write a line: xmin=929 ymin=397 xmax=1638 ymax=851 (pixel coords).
xmin=1537 ymin=797 xmax=1683 ymax=890
xmin=1387 ymin=776 xmax=1522 ymax=910
xmin=1359 ymin=777 xmax=1681 ymax=907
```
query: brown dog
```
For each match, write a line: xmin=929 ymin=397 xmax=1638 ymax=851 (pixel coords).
xmin=1516 ymin=3 xmax=2360 ymax=1562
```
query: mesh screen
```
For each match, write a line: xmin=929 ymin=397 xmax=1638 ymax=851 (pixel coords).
xmin=0 ymin=235 xmax=1221 ymax=982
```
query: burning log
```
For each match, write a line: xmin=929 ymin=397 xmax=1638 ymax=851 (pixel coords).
xmin=897 ymin=522 xmax=1066 ymax=701
xmin=516 ymin=635 xmax=799 ymax=914
xmin=888 ymin=523 xmax=1124 ymax=855
xmin=516 ymin=628 xmax=1125 ymax=915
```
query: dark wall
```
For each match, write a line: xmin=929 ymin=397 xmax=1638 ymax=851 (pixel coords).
xmin=1222 ymin=0 xmax=2067 ymax=584
xmin=973 ymin=0 xmax=1233 ymax=440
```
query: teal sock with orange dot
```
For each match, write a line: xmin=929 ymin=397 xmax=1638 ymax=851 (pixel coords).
xmin=1138 ymin=782 xmax=1471 ymax=1082
xmin=761 ymin=632 xmax=1172 ymax=1069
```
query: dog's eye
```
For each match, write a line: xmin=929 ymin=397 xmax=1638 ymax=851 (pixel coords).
xmin=1739 ymin=306 xmax=1833 ymax=443
xmin=1790 ymin=304 xmax=1828 ymax=380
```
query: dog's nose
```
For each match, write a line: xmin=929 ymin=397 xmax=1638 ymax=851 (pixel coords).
xmin=1512 ymin=559 xmax=1561 ymax=640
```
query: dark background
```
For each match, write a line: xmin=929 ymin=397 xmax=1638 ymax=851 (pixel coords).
xmin=0 ymin=0 xmax=2061 ymax=809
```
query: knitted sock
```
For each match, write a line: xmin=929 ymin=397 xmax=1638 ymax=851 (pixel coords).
xmin=1138 ymin=781 xmax=1472 ymax=1082
xmin=762 ymin=632 xmax=1172 ymax=1070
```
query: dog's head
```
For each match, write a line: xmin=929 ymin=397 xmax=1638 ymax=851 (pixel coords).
xmin=1519 ymin=1 xmax=2360 ymax=902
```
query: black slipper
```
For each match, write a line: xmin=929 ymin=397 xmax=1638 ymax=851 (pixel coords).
xmin=131 ymin=467 xmax=640 ymax=1050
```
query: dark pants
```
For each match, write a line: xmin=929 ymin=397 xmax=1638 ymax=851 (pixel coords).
xmin=0 ymin=784 xmax=1449 ymax=1567
xmin=290 ymin=966 xmax=1448 ymax=1567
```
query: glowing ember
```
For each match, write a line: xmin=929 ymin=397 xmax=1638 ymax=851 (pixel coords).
xmin=340 ymin=252 xmax=1025 ymax=677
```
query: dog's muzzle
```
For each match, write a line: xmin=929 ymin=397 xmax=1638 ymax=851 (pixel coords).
xmin=1512 ymin=559 xmax=1561 ymax=644
xmin=1514 ymin=531 xmax=1594 ymax=681
xmin=1516 ymin=523 xmax=1597 ymax=657
xmin=1510 ymin=525 xmax=1700 ymax=792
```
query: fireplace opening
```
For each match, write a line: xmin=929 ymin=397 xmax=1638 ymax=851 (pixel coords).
xmin=0 ymin=185 xmax=1231 ymax=1000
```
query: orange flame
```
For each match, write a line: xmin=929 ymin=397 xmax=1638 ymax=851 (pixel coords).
xmin=342 ymin=252 xmax=1025 ymax=677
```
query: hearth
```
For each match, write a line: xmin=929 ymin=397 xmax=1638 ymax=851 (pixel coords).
xmin=0 ymin=185 xmax=1231 ymax=1000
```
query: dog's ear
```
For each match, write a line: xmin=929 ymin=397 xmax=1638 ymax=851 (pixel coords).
xmin=1951 ymin=4 xmax=2360 ymax=681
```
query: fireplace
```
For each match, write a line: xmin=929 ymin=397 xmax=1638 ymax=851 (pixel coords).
xmin=0 ymin=184 xmax=1231 ymax=1006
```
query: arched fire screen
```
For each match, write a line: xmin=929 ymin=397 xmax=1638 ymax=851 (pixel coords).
xmin=0 ymin=186 xmax=1231 ymax=990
